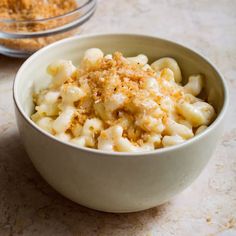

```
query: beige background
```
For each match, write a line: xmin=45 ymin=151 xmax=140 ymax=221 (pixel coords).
xmin=0 ymin=0 xmax=236 ymax=235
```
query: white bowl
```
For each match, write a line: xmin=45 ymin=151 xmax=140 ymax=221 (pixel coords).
xmin=13 ymin=34 xmax=228 ymax=213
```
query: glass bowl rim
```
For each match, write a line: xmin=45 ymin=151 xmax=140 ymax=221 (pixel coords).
xmin=0 ymin=0 xmax=96 ymax=38
xmin=0 ymin=0 xmax=95 ymax=24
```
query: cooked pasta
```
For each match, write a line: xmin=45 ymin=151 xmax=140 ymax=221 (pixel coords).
xmin=31 ymin=48 xmax=216 ymax=152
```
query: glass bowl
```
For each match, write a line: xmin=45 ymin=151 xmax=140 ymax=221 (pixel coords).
xmin=0 ymin=0 xmax=96 ymax=58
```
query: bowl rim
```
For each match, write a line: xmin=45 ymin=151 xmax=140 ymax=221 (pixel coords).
xmin=0 ymin=0 xmax=96 ymax=38
xmin=13 ymin=33 xmax=229 ymax=157
xmin=0 ymin=0 xmax=95 ymax=23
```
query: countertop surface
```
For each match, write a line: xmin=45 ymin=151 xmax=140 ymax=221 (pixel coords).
xmin=0 ymin=0 xmax=236 ymax=235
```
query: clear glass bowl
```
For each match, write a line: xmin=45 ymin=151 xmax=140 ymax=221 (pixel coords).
xmin=0 ymin=0 xmax=96 ymax=58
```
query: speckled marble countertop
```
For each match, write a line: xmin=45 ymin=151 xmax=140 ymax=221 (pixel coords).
xmin=0 ymin=0 xmax=236 ymax=235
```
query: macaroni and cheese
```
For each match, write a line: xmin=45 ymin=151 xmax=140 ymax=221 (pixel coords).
xmin=31 ymin=48 xmax=216 ymax=152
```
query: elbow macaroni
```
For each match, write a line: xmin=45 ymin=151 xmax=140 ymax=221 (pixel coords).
xmin=31 ymin=49 xmax=216 ymax=152
xmin=151 ymin=57 xmax=182 ymax=83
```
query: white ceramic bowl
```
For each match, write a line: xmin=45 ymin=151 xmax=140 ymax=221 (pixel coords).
xmin=13 ymin=34 xmax=228 ymax=213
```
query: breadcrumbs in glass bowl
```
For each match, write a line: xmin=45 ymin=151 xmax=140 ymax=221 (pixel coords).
xmin=0 ymin=0 xmax=96 ymax=58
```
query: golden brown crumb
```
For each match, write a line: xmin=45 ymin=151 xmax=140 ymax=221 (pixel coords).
xmin=0 ymin=0 xmax=77 ymax=21
xmin=31 ymin=50 xmax=217 ymax=151
xmin=64 ymin=52 xmax=184 ymax=143
xmin=0 ymin=0 xmax=78 ymax=52
xmin=224 ymin=217 xmax=236 ymax=229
